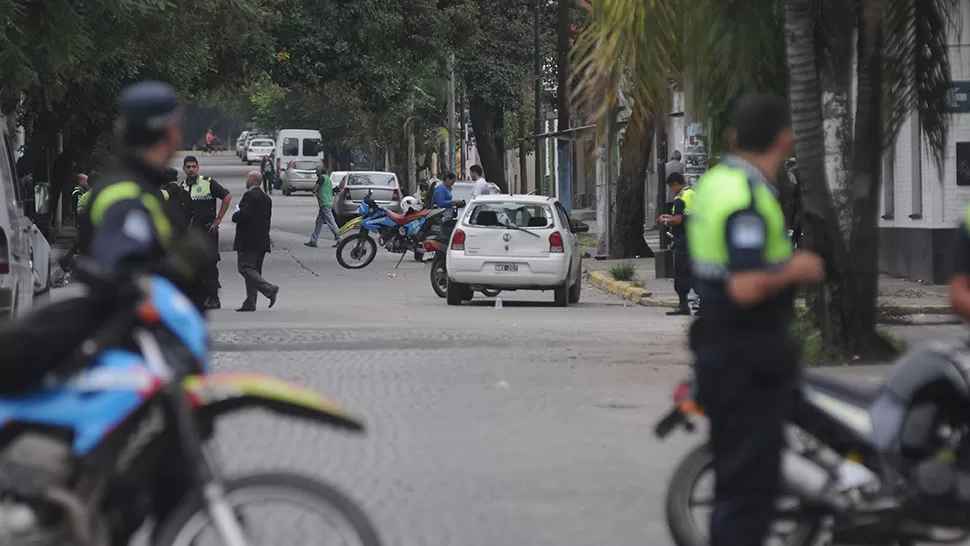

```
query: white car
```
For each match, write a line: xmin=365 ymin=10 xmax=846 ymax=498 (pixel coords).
xmin=445 ymin=194 xmax=588 ymax=307
xmin=246 ymin=138 xmax=275 ymax=165
xmin=235 ymin=131 xmax=250 ymax=158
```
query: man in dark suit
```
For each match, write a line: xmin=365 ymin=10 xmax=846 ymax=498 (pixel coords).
xmin=231 ymin=171 xmax=279 ymax=312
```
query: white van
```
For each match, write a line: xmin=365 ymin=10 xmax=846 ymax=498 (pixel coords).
xmin=274 ymin=129 xmax=323 ymax=175
xmin=0 ymin=115 xmax=52 ymax=321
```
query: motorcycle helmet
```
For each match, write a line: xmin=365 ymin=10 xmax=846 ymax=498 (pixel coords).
xmin=401 ymin=195 xmax=422 ymax=215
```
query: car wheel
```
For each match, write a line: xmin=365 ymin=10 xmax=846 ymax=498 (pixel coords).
xmin=446 ymin=281 xmax=466 ymax=306
xmin=554 ymin=281 xmax=569 ymax=307
xmin=568 ymin=275 xmax=581 ymax=304
xmin=283 ymin=185 xmax=292 ymax=196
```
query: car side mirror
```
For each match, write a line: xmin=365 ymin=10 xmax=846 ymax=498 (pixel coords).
xmin=570 ymin=219 xmax=589 ymax=233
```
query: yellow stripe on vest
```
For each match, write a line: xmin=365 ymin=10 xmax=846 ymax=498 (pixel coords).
xmin=90 ymin=181 xmax=172 ymax=245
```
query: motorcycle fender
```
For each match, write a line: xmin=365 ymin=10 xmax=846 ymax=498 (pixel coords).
xmin=183 ymin=373 xmax=364 ymax=431
xmin=338 ymin=216 xmax=364 ymax=236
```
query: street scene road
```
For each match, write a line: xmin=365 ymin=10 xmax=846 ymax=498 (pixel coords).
xmin=47 ymin=152 xmax=696 ymax=546
xmin=43 ymin=152 xmax=969 ymax=546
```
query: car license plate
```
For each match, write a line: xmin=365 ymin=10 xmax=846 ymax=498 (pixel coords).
xmin=495 ymin=263 xmax=518 ymax=272
xmin=422 ymin=252 xmax=435 ymax=261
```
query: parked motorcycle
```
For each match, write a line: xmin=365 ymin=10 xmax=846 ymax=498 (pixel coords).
xmin=423 ymin=222 xmax=501 ymax=299
xmin=336 ymin=190 xmax=444 ymax=270
xmin=0 ymin=261 xmax=380 ymax=546
xmin=655 ymin=341 xmax=970 ymax=546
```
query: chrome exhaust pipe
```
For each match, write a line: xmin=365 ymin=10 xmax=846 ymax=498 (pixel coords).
xmin=782 ymin=451 xmax=851 ymax=512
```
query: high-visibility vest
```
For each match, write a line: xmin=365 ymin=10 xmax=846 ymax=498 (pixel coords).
xmin=687 ymin=164 xmax=791 ymax=280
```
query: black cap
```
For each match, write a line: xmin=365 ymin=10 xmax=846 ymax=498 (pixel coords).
xmin=118 ymin=81 xmax=180 ymax=132
xmin=164 ymin=167 xmax=179 ymax=182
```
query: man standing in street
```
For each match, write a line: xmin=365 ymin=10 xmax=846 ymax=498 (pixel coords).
xmin=687 ymin=94 xmax=824 ymax=546
xmin=664 ymin=150 xmax=685 ymax=206
xmin=305 ymin=163 xmax=340 ymax=248
xmin=469 ymin=164 xmax=490 ymax=198
xmin=659 ymin=171 xmax=696 ymax=316
xmin=232 ymin=171 xmax=278 ymax=312
xmin=260 ymin=155 xmax=275 ymax=194
xmin=181 ymin=155 xmax=232 ymax=310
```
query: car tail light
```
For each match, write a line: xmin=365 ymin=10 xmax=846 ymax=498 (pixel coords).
xmin=451 ymin=229 xmax=466 ymax=251
xmin=0 ymin=228 xmax=9 ymax=274
xmin=392 ymin=188 xmax=400 ymax=201
xmin=343 ymin=187 xmax=351 ymax=200
xmin=276 ymin=157 xmax=280 ymax=171
xmin=423 ymin=241 xmax=440 ymax=252
xmin=549 ymin=231 xmax=564 ymax=253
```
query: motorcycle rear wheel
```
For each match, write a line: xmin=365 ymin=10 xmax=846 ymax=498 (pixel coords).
xmin=336 ymin=235 xmax=378 ymax=270
xmin=154 ymin=472 xmax=381 ymax=546
xmin=665 ymin=443 xmax=821 ymax=546
xmin=430 ymin=256 xmax=448 ymax=298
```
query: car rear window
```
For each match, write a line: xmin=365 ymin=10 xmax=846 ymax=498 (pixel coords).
xmin=303 ymin=138 xmax=321 ymax=156
xmin=346 ymin=173 xmax=397 ymax=186
xmin=250 ymin=140 xmax=273 ymax=147
xmin=466 ymin=203 xmax=553 ymax=228
xmin=292 ymin=160 xmax=320 ymax=170
xmin=282 ymin=137 xmax=299 ymax=156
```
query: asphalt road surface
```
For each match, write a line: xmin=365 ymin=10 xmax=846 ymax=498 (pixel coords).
xmin=51 ymin=152 xmax=966 ymax=546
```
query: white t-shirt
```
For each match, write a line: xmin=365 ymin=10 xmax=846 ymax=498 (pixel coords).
xmin=471 ymin=178 xmax=490 ymax=197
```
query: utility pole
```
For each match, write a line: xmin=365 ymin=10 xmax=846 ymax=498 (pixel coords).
xmin=458 ymin=81 xmax=467 ymax=178
xmin=407 ymin=94 xmax=417 ymax=195
xmin=533 ymin=0 xmax=543 ymax=194
xmin=447 ymin=54 xmax=457 ymax=174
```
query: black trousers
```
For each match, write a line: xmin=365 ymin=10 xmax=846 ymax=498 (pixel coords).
xmin=202 ymin=227 xmax=220 ymax=301
xmin=237 ymin=251 xmax=275 ymax=309
xmin=672 ymin=241 xmax=692 ymax=307
xmin=262 ymin=172 xmax=272 ymax=193
xmin=693 ymin=323 xmax=798 ymax=546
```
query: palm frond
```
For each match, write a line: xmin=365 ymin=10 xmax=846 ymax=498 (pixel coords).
xmin=570 ymin=0 xmax=679 ymax=130
xmin=883 ymin=0 xmax=960 ymax=170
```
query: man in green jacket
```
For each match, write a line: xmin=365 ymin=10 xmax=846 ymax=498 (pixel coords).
xmin=305 ymin=162 xmax=340 ymax=248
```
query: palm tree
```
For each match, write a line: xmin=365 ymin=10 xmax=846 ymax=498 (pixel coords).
xmin=572 ymin=0 xmax=959 ymax=358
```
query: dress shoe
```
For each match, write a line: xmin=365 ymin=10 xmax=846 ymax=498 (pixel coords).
xmin=268 ymin=286 xmax=279 ymax=308
xmin=235 ymin=306 xmax=255 ymax=312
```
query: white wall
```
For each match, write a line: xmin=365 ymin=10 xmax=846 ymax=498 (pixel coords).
xmin=880 ymin=0 xmax=970 ymax=228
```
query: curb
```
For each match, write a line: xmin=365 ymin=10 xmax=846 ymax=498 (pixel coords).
xmin=586 ymin=270 xmax=955 ymax=317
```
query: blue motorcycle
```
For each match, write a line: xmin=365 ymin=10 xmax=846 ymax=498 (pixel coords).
xmin=0 ymin=262 xmax=380 ymax=546
xmin=335 ymin=190 xmax=444 ymax=270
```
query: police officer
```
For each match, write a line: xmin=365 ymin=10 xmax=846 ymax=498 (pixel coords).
xmin=180 ymin=155 xmax=232 ymax=310
xmin=686 ymin=94 xmax=824 ymax=546
xmin=660 ymin=171 xmax=696 ymax=316
xmin=950 ymin=205 xmax=970 ymax=320
xmin=71 ymin=173 xmax=89 ymax=217
xmin=78 ymin=81 xmax=213 ymax=543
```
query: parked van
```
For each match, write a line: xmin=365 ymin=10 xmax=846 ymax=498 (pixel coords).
xmin=274 ymin=129 xmax=323 ymax=175
xmin=0 ymin=115 xmax=52 ymax=321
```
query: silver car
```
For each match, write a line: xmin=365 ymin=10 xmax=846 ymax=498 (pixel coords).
xmin=281 ymin=160 xmax=323 ymax=195
xmin=333 ymin=171 xmax=403 ymax=224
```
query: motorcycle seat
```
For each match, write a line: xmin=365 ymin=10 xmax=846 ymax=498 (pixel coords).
xmin=803 ymin=369 xmax=882 ymax=403
xmin=385 ymin=209 xmax=430 ymax=225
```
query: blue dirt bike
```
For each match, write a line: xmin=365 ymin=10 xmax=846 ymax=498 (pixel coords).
xmin=0 ymin=261 xmax=380 ymax=546
xmin=335 ymin=190 xmax=444 ymax=270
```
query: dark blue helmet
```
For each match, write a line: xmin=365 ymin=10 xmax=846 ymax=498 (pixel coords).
xmin=118 ymin=81 xmax=180 ymax=132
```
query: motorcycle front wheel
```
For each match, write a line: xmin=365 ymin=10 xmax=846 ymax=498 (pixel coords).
xmin=336 ymin=234 xmax=378 ymax=270
xmin=154 ymin=472 xmax=381 ymax=546
xmin=665 ymin=443 xmax=821 ymax=546
xmin=430 ymin=255 xmax=448 ymax=298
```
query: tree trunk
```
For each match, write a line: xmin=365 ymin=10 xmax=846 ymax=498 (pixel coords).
xmin=556 ymin=0 xmax=572 ymax=133
xmin=518 ymin=109 xmax=529 ymax=193
xmin=407 ymin=122 xmax=417 ymax=195
xmin=821 ymin=59 xmax=854 ymax=232
xmin=610 ymin=116 xmax=654 ymax=258
xmin=468 ymin=92 xmax=508 ymax=192
xmin=784 ymin=0 xmax=894 ymax=360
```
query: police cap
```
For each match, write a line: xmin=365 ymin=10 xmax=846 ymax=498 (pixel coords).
xmin=119 ymin=81 xmax=180 ymax=132
xmin=164 ymin=166 xmax=179 ymax=182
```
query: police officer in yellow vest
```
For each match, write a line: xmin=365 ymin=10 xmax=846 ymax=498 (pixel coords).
xmin=180 ymin=155 xmax=232 ymax=310
xmin=687 ymin=94 xmax=823 ymax=546
xmin=660 ymin=171 xmax=696 ymax=315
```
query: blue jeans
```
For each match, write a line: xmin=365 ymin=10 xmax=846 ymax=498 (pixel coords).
xmin=311 ymin=206 xmax=339 ymax=242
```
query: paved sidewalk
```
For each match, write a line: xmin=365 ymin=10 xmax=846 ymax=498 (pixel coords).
xmin=583 ymin=256 xmax=957 ymax=323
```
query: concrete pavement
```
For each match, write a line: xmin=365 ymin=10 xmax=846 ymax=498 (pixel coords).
xmin=48 ymin=152 xmax=969 ymax=545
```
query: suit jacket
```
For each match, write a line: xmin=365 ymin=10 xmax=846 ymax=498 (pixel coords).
xmin=231 ymin=187 xmax=272 ymax=253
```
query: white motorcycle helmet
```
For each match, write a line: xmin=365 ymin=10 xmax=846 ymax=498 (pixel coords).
xmin=401 ymin=195 xmax=422 ymax=215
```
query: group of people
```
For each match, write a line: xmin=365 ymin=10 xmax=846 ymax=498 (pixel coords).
xmin=68 ymin=82 xmax=279 ymax=314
